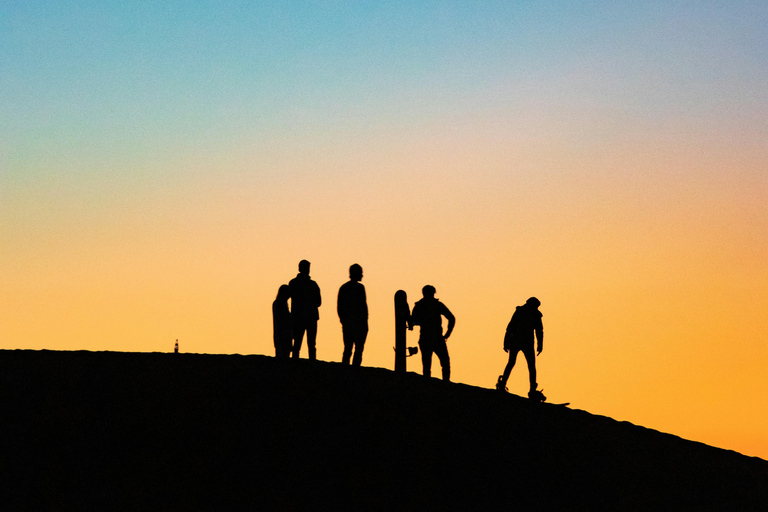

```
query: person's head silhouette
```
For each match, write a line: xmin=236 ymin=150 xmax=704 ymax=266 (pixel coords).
xmin=422 ymin=285 xmax=436 ymax=299
xmin=298 ymin=260 xmax=311 ymax=275
xmin=349 ymin=264 xmax=363 ymax=282
xmin=277 ymin=284 xmax=291 ymax=301
xmin=526 ymin=296 xmax=541 ymax=308
xmin=276 ymin=284 xmax=290 ymax=301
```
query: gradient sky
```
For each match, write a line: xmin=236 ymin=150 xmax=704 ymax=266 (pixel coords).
xmin=2 ymin=2 xmax=767 ymax=459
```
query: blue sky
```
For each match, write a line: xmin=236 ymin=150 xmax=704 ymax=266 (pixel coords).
xmin=4 ymin=1 xmax=765 ymax=174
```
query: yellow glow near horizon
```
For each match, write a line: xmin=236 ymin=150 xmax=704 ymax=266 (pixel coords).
xmin=3 ymin=130 xmax=767 ymax=460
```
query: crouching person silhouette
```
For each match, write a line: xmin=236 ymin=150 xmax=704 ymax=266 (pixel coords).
xmin=496 ymin=297 xmax=545 ymax=401
xmin=410 ymin=285 xmax=455 ymax=381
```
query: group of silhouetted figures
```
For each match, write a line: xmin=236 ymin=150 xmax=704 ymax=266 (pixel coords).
xmin=272 ymin=259 xmax=367 ymax=365
xmin=273 ymin=260 xmax=547 ymax=401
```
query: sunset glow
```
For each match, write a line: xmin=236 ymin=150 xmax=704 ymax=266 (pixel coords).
xmin=2 ymin=2 xmax=767 ymax=459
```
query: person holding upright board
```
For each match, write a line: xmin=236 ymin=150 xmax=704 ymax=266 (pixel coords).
xmin=410 ymin=285 xmax=455 ymax=382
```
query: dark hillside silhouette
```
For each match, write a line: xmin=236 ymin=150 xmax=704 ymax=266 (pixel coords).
xmin=0 ymin=350 xmax=766 ymax=511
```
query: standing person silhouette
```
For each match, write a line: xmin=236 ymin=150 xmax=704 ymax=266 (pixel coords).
xmin=272 ymin=284 xmax=292 ymax=358
xmin=496 ymin=297 xmax=545 ymax=401
xmin=288 ymin=260 xmax=322 ymax=360
xmin=337 ymin=264 xmax=368 ymax=366
xmin=410 ymin=285 xmax=455 ymax=381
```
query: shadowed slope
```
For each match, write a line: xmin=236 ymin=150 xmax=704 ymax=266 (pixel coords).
xmin=0 ymin=350 xmax=766 ymax=511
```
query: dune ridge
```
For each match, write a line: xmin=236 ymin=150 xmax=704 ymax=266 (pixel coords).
xmin=1 ymin=349 xmax=766 ymax=511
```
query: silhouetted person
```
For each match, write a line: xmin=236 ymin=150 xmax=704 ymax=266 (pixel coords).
xmin=337 ymin=264 xmax=368 ymax=366
xmin=272 ymin=284 xmax=292 ymax=358
xmin=288 ymin=260 xmax=322 ymax=360
xmin=410 ymin=285 xmax=455 ymax=381
xmin=496 ymin=297 xmax=545 ymax=401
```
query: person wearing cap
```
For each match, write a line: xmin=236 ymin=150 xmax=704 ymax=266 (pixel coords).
xmin=496 ymin=297 xmax=545 ymax=401
xmin=410 ymin=285 xmax=455 ymax=381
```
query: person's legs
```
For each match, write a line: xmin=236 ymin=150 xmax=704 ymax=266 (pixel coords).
xmin=498 ymin=348 xmax=519 ymax=388
xmin=341 ymin=326 xmax=354 ymax=364
xmin=352 ymin=326 xmax=368 ymax=367
xmin=292 ymin=323 xmax=306 ymax=359
xmin=432 ymin=338 xmax=451 ymax=382
xmin=305 ymin=321 xmax=318 ymax=360
xmin=521 ymin=345 xmax=537 ymax=392
xmin=419 ymin=339 xmax=433 ymax=378
xmin=276 ymin=334 xmax=291 ymax=358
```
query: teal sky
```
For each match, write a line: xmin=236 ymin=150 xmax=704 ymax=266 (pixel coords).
xmin=4 ymin=2 xmax=766 ymax=178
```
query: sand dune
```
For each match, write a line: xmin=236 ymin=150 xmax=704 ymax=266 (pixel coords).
xmin=1 ymin=350 xmax=765 ymax=511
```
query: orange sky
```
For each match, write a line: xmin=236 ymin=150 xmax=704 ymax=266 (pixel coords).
xmin=4 ymin=128 xmax=767 ymax=458
xmin=2 ymin=2 xmax=767 ymax=459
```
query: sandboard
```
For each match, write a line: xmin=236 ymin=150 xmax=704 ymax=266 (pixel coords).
xmin=529 ymin=389 xmax=569 ymax=407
